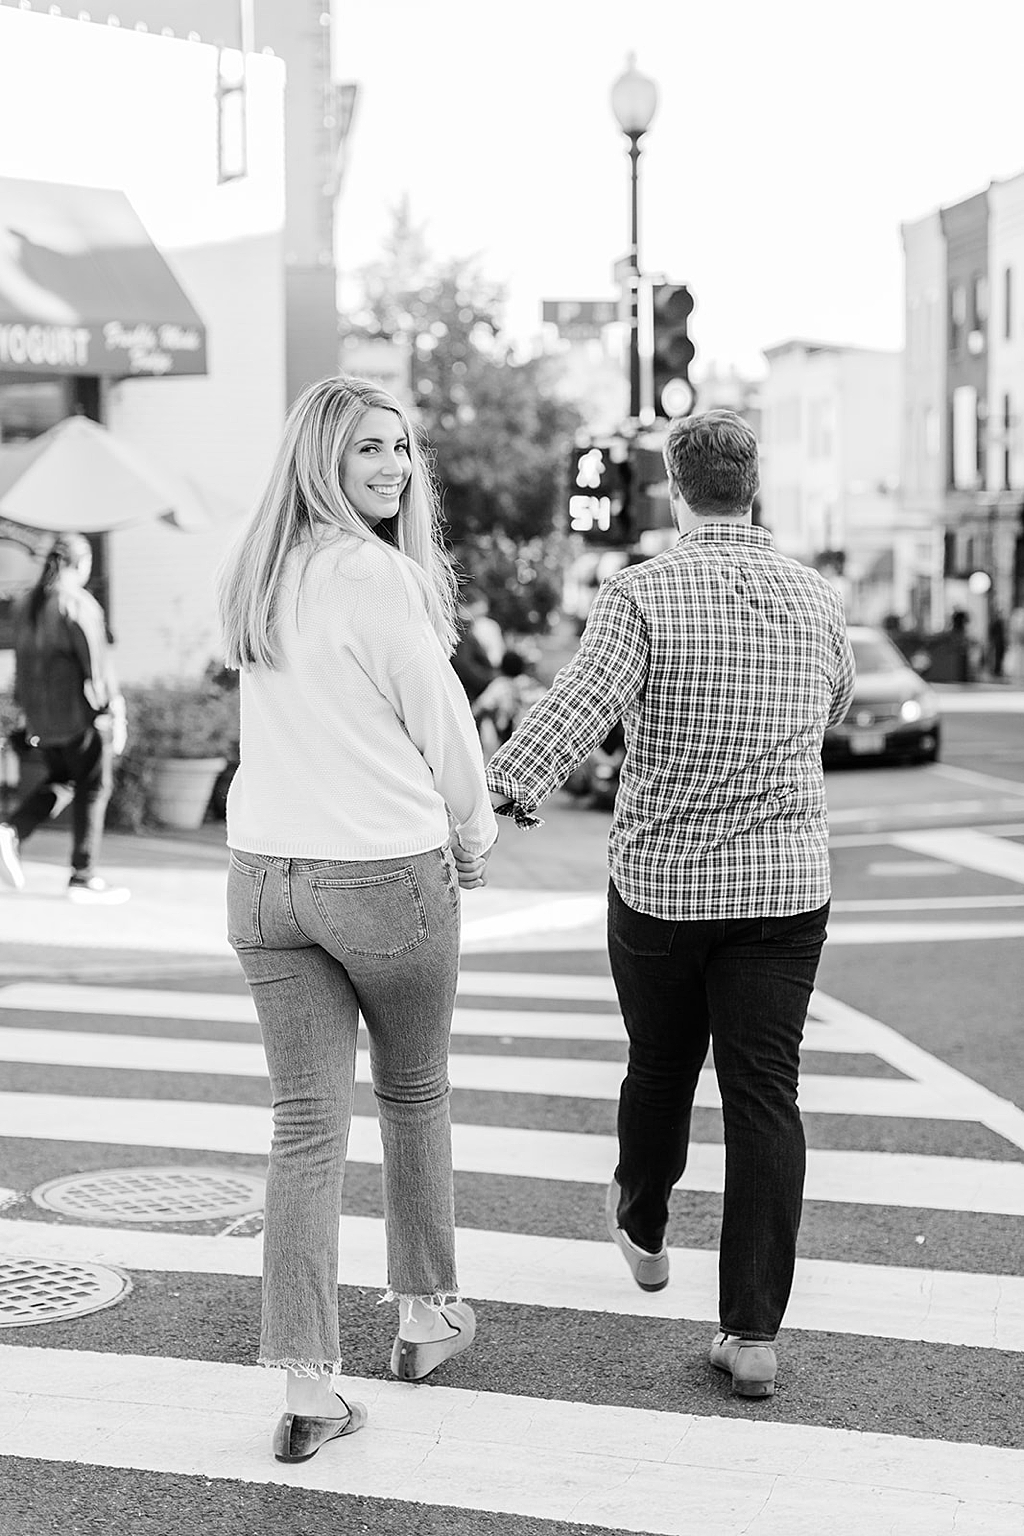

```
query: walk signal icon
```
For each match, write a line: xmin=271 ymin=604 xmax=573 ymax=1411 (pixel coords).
xmin=574 ymin=447 xmax=607 ymax=491
xmin=652 ymin=283 xmax=695 ymax=419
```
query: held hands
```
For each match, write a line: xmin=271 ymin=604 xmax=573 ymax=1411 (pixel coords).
xmin=450 ymin=834 xmax=493 ymax=890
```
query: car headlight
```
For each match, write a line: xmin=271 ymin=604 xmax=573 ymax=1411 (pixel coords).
xmin=900 ymin=698 xmax=923 ymax=723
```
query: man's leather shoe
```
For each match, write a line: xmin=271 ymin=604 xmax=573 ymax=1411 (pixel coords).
xmin=390 ymin=1300 xmax=476 ymax=1381
xmin=272 ymin=1395 xmax=367 ymax=1462
xmin=605 ymin=1179 xmax=669 ymax=1292
xmin=709 ymin=1331 xmax=777 ymax=1398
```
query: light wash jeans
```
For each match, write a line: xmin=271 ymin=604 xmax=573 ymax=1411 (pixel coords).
xmin=226 ymin=843 xmax=461 ymax=1374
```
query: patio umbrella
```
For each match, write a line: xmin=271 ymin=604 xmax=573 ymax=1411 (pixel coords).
xmin=0 ymin=415 xmax=230 ymax=533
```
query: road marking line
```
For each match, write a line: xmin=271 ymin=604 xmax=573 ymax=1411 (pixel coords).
xmin=865 ymin=860 xmax=959 ymax=876
xmin=832 ymin=896 xmax=1024 ymax=911
xmin=1 ymin=1346 xmax=1021 ymax=1533
xmin=0 ymin=1025 xmax=986 ymax=1122
xmin=889 ymin=828 xmax=1024 ymax=886
xmin=930 ymin=761 xmax=1024 ymax=793
xmin=809 ymin=992 xmax=1024 ymax=1153
xmin=1 ymin=1216 xmax=1020 ymax=1350
xmin=930 ymin=691 xmax=1024 ymax=712
xmin=0 ymin=974 xmax=621 ymax=1017
xmin=828 ymin=798 xmax=1009 ymax=825
xmin=824 ymin=919 xmax=1024 ymax=943
xmin=3 ymin=1093 xmax=1022 ymax=1214
xmin=462 ymin=896 xmax=606 ymax=942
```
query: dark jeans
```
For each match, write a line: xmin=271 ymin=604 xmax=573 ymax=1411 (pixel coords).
xmin=607 ymin=881 xmax=829 ymax=1341
xmin=10 ymin=726 xmax=112 ymax=876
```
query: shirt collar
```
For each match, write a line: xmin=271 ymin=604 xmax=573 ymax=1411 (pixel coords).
xmin=681 ymin=522 xmax=773 ymax=548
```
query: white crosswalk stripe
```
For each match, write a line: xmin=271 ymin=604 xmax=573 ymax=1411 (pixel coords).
xmin=0 ymin=1023 xmax=1005 ymax=1121
xmin=4 ymin=1091 xmax=1023 ymax=1213
xmin=2 ymin=1347 xmax=1022 ymax=1535
xmin=0 ymin=956 xmax=1022 ymax=1533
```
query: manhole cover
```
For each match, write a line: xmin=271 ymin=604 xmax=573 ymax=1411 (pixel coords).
xmin=31 ymin=1167 xmax=266 ymax=1224
xmin=0 ymin=1255 xmax=131 ymax=1327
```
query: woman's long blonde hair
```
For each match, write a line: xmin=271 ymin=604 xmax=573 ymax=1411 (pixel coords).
xmin=217 ymin=375 xmax=459 ymax=669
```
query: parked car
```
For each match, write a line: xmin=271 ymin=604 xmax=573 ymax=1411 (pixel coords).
xmin=823 ymin=625 xmax=941 ymax=766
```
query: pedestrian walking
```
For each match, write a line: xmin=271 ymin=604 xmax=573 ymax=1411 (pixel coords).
xmin=0 ymin=531 xmax=128 ymax=903
xmin=486 ymin=409 xmax=855 ymax=1399
xmin=217 ymin=374 xmax=497 ymax=1462
xmin=472 ymin=649 xmax=544 ymax=749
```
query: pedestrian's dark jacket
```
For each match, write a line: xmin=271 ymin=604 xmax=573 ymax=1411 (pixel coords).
xmin=451 ymin=628 xmax=495 ymax=704
xmin=14 ymin=587 xmax=118 ymax=746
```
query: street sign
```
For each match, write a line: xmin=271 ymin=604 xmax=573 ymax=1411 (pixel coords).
xmin=542 ymin=300 xmax=618 ymax=341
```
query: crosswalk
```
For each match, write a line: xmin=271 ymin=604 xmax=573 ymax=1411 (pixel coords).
xmin=1 ymin=957 xmax=1023 ymax=1534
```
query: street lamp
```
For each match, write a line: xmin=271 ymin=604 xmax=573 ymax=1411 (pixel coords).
xmin=611 ymin=54 xmax=658 ymax=423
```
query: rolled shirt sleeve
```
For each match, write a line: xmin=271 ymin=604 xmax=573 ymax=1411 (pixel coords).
xmin=486 ymin=579 xmax=649 ymax=812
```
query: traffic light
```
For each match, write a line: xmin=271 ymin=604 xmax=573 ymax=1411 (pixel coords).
xmin=651 ymin=283 xmax=695 ymax=419
xmin=567 ymin=441 xmax=632 ymax=545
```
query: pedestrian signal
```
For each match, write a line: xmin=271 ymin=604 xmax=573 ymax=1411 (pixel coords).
xmin=567 ymin=442 xmax=631 ymax=544
xmin=652 ymin=283 xmax=696 ymax=419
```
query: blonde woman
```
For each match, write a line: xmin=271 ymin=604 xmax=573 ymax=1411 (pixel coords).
xmin=218 ymin=375 xmax=497 ymax=1462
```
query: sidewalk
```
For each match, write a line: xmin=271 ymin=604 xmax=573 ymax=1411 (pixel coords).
xmin=0 ymin=797 xmax=614 ymax=980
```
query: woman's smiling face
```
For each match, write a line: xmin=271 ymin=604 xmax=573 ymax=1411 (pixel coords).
xmin=340 ymin=407 xmax=412 ymax=525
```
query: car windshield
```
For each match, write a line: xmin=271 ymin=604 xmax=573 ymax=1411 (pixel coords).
xmin=851 ymin=635 xmax=908 ymax=674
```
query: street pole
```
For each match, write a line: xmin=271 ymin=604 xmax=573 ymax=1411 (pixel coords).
xmin=627 ymin=132 xmax=641 ymax=423
xmin=611 ymin=57 xmax=657 ymax=430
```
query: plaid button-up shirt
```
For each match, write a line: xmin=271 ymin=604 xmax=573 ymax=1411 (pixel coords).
xmin=486 ymin=523 xmax=855 ymax=920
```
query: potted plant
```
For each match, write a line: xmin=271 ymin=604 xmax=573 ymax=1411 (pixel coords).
xmin=117 ymin=680 xmax=239 ymax=831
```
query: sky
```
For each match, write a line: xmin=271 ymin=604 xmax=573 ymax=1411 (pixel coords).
xmin=331 ymin=0 xmax=1024 ymax=378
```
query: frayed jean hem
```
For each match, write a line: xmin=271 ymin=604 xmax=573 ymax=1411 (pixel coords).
xmin=259 ymin=1358 xmax=345 ymax=1378
xmin=376 ymin=1288 xmax=462 ymax=1310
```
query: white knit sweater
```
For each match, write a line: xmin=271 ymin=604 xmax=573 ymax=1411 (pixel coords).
xmin=226 ymin=535 xmax=498 ymax=860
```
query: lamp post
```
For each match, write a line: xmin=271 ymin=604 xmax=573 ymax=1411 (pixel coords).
xmin=611 ymin=55 xmax=658 ymax=424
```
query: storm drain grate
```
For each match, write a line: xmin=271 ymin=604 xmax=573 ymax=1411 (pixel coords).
xmin=31 ymin=1167 xmax=266 ymax=1224
xmin=0 ymin=1255 xmax=131 ymax=1327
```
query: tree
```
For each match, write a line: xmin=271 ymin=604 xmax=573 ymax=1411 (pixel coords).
xmin=343 ymin=204 xmax=580 ymax=634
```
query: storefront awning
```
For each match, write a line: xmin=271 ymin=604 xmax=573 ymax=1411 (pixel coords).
xmin=0 ymin=416 xmax=234 ymax=533
xmin=0 ymin=177 xmax=207 ymax=378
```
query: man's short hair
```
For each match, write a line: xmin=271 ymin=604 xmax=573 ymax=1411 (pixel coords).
xmin=663 ymin=409 xmax=760 ymax=515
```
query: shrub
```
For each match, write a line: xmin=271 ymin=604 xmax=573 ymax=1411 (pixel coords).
xmin=108 ymin=680 xmax=240 ymax=831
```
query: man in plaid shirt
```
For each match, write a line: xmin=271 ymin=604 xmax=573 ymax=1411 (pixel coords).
xmin=486 ymin=410 xmax=854 ymax=1399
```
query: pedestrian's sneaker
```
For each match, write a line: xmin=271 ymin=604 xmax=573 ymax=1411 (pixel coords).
xmin=67 ymin=874 xmax=130 ymax=905
xmin=709 ymin=1331 xmax=777 ymax=1398
xmin=0 ymin=824 xmax=25 ymax=890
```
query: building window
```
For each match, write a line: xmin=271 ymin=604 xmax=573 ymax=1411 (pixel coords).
xmin=949 ymin=284 xmax=967 ymax=354
xmin=972 ymin=274 xmax=988 ymax=326
xmin=216 ymin=48 xmax=248 ymax=183
xmin=1005 ymin=267 xmax=1014 ymax=341
xmin=1004 ymin=393 xmax=1013 ymax=491
xmin=808 ymin=399 xmax=833 ymax=459
xmin=951 ymin=384 xmax=978 ymax=489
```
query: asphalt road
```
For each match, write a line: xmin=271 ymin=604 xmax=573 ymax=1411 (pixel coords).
xmin=0 ymin=698 xmax=1022 ymax=1536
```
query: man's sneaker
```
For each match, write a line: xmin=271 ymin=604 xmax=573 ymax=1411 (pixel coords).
xmin=709 ymin=1332 xmax=777 ymax=1398
xmin=0 ymin=824 xmax=25 ymax=890
xmin=67 ymin=874 xmax=130 ymax=905
xmin=605 ymin=1178 xmax=670 ymax=1291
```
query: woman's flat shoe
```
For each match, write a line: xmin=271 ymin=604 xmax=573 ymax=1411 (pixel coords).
xmin=709 ymin=1331 xmax=777 ymax=1398
xmin=272 ymin=1395 xmax=367 ymax=1462
xmin=390 ymin=1301 xmax=476 ymax=1381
